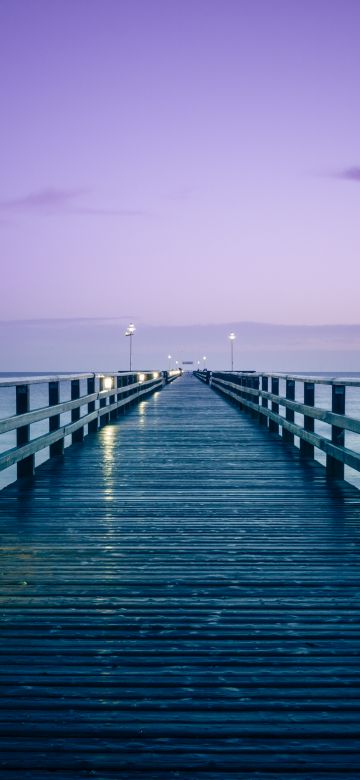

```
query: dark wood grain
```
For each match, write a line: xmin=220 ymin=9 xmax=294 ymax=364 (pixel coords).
xmin=0 ymin=374 xmax=360 ymax=778
xmin=209 ymin=374 xmax=360 ymax=472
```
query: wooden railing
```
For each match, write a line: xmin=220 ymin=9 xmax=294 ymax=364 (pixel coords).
xmin=195 ymin=370 xmax=360 ymax=481
xmin=0 ymin=370 xmax=172 ymax=484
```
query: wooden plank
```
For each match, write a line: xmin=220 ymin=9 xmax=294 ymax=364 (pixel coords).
xmin=71 ymin=379 xmax=84 ymax=444
xmin=0 ymin=374 xmax=360 ymax=776
xmin=49 ymin=380 xmax=64 ymax=458
xmin=283 ymin=378 xmax=295 ymax=444
xmin=15 ymin=383 xmax=34 ymax=479
xmin=269 ymin=377 xmax=279 ymax=433
xmin=227 ymin=372 xmax=360 ymax=387
xmin=211 ymin=376 xmax=360 ymax=435
xmin=0 ymin=371 xmax=162 ymax=389
xmin=327 ymin=384 xmax=346 ymax=479
xmin=300 ymin=381 xmax=315 ymax=459
xmin=210 ymin=377 xmax=360 ymax=472
xmin=0 ymin=373 xmax=95 ymax=388
xmin=0 ymin=379 xmax=164 ymax=471
xmin=0 ymin=393 xmax=98 ymax=434
xmin=87 ymin=376 xmax=98 ymax=434
xmin=0 ymin=381 xmax=161 ymax=435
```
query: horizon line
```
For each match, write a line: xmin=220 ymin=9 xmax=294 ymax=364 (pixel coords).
xmin=1 ymin=317 xmax=360 ymax=329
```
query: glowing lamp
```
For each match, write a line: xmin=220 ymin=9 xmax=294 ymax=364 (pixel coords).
xmin=125 ymin=322 xmax=136 ymax=336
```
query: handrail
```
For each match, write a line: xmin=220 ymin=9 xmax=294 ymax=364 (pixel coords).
xmin=212 ymin=377 xmax=360 ymax=436
xmin=0 ymin=381 xmax=153 ymax=434
xmin=194 ymin=370 xmax=360 ymax=482
xmin=0 ymin=373 xmax=97 ymax=388
xmin=0 ymin=383 xmax=158 ymax=471
xmin=0 ymin=370 xmax=145 ymax=388
xmin=0 ymin=370 xmax=179 ymax=486
xmin=245 ymin=372 xmax=360 ymax=387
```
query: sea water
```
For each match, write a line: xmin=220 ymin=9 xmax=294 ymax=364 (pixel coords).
xmin=0 ymin=372 xmax=359 ymax=491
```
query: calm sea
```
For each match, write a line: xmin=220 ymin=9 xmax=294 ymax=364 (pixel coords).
xmin=1 ymin=372 xmax=360 ymax=491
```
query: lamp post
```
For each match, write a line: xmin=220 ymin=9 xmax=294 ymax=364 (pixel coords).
xmin=168 ymin=354 xmax=172 ymax=370
xmin=203 ymin=356 xmax=207 ymax=370
xmin=125 ymin=322 xmax=136 ymax=371
xmin=228 ymin=332 xmax=236 ymax=371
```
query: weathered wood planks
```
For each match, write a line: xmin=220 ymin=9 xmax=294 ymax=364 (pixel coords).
xmin=207 ymin=372 xmax=360 ymax=475
xmin=0 ymin=374 xmax=360 ymax=777
xmin=0 ymin=375 xmax=164 ymax=473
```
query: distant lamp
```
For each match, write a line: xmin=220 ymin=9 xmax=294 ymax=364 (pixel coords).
xmin=153 ymin=372 xmax=159 ymax=379
xmin=138 ymin=373 xmax=145 ymax=383
xmin=203 ymin=356 xmax=207 ymax=369
xmin=125 ymin=322 xmax=136 ymax=371
xmin=228 ymin=332 xmax=236 ymax=371
xmin=168 ymin=354 xmax=172 ymax=370
xmin=104 ymin=376 xmax=113 ymax=390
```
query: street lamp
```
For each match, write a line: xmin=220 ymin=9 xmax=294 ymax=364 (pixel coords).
xmin=228 ymin=332 xmax=236 ymax=371
xmin=125 ymin=322 xmax=136 ymax=370
xmin=168 ymin=354 xmax=172 ymax=370
xmin=203 ymin=356 xmax=207 ymax=369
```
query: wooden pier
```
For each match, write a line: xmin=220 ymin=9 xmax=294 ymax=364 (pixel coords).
xmin=0 ymin=373 xmax=360 ymax=778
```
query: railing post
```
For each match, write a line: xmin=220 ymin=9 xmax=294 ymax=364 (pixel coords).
xmin=110 ymin=376 xmax=117 ymax=420
xmin=16 ymin=384 xmax=35 ymax=478
xmin=87 ymin=375 xmax=98 ymax=433
xmin=283 ymin=379 xmax=295 ymax=443
xmin=327 ymin=385 xmax=345 ymax=479
xmin=121 ymin=375 xmax=129 ymax=412
xmin=238 ymin=376 xmax=244 ymax=410
xmin=246 ymin=378 xmax=252 ymax=411
xmin=116 ymin=375 xmax=123 ymax=413
xmin=300 ymin=381 xmax=314 ymax=458
xmin=71 ymin=379 xmax=84 ymax=443
xmin=134 ymin=373 xmax=139 ymax=402
xmin=260 ymin=376 xmax=268 ymax=426
xmin=132 ymin=373 xmax=138 ymax=402
xmin=99 ymin=377 xmax=108 ymax=425
xmin=127 ymin=374 xmax=133 ymax=403
xmin=234 ymin=374 xmax=241 ymax=402
xmin=49 ymin=381 xmax=64 ymax=458
xmin=269 ymin=377 xmax=279 ymax=433
xmin=253 ymin=376 xmax=260 ymax=419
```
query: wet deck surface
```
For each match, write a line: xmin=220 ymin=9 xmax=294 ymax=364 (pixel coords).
xmin=0 ymin=373 xmax=360 ymax=779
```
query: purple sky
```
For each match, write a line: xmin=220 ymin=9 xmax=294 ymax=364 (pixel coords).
xmin=1 ymin=0 xmax=360 ymax=331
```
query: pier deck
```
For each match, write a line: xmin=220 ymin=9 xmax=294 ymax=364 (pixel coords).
xmin=1 ymin=374 xmax=360 ymax=778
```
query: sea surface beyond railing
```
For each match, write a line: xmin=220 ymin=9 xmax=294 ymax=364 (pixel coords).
xmin=195 ymin=370 xmax=360 ymax=488
xmin=0 ymin=369 xmax=181 ymax=489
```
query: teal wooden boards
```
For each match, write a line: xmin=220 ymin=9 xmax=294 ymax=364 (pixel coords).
xmin=0 ymin=374 xmax=360 ymax=778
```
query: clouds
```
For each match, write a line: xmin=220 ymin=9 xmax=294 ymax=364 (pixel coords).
xmin=0 ymin=188 xmax=85 ymax=212
xmin=0 ymin=188 xmax=148 ymax=218
xmin=336 ymin=167 xmax=360 ymax=182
